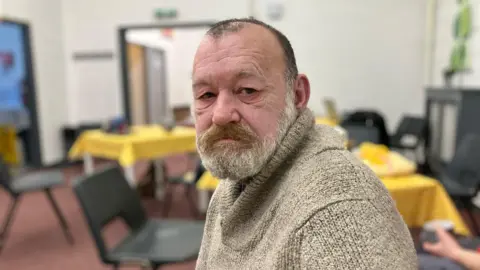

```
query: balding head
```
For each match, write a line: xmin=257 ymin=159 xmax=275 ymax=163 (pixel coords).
xmin=205 ymin=18 xmax=298 ymax=85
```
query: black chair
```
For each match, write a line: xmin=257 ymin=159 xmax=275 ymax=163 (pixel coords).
xmin=0 ymin=157 xmax=74 ymax=252
xmin=73 ymin=165 xmax=204 ymax=269
xmin=437 ymin=134 xmax=480 ymax=234
xmin=163 ymin=161 xmax=205 ymax=218
xmin=341 ymin=110 xmax=390 ymax=147
xmin=341 ymin=124 xmax=381 ymax=148
xmin=390 ymin=116 xmax=427 ymax=150
xmin=390 ymin=116 xmax=427 ymax=163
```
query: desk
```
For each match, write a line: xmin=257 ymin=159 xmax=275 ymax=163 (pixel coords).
xmin=69 ymin=125 xmax=197 ymax=188
xmin=197 ymin=173 xmax=470 ymax=236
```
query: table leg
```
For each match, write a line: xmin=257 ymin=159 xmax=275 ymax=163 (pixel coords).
xmin=124 ymin=165 xmax=136 ymax=187
xmin=199 ymin=190 xmax=210 ymax=213
xmin=154 ymin=160 xmax=165 ymax=200
xmin=83 ymin=153 xmax=94 ymax=174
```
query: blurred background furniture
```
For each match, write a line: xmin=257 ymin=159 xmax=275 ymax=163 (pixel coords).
xmin=437 ymin=133 xmax=480 ymax=235
xmin=68 ymin=125 xmax=197 ymax=197
xmin=73 ymin=165 xmax=204 ymax=270
xmin=340 ymin=110 xmax=390 ymax=148
xmin=425 ymin=88 xmax=480 ymax=176
xmin=390 ymin=115 xmax=427 ymax=164
xmin=0 ymin=157 xmax=74 ymax=253
xmin=163 ymin=160 xmax=204 ymax=218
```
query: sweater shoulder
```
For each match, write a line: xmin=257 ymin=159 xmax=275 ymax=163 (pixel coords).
xmin=279 ymin=125 xmax=395 ymax=224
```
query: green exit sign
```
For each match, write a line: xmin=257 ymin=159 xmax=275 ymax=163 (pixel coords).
xmin=154 ymin=8 xmax=178 ymax=19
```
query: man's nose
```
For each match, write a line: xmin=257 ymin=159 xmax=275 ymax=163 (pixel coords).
xmin=212 ymin=92 xmax=240 ymax=126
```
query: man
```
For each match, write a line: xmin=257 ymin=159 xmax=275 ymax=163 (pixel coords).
xmin=192 ymin=18 xmax=417 ymax=269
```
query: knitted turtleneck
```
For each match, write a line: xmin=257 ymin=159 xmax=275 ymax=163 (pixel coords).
xmin=196 ymin=109 xmax=417 ymax=269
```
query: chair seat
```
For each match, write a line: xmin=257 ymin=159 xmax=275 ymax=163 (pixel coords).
xmin=11 ymin=170 xmax=64 ymax=193
xmin=109 ymin=219 xmax=205 ymax=265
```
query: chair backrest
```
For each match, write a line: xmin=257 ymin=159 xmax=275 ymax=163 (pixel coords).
xmin=0 ymin=156 xmax=14 ymax=194
xmin=341 ymin=110 xmax=390 ymax=146
xmin=447 ymin=133 xmax=480 ymax=189
xmin=391 ymin=116 xmax=427 ymax=148
xmin=73 ymin=165 xmax=147 ymax=263
xmin=342 ymin=124 xmax=381 ymax=148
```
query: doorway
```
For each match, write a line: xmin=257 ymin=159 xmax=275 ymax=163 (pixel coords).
xmin=118 ymin=22 xmax=214 ymax=125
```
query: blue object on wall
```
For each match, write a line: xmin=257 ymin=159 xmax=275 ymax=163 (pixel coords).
xmin=0 ymin=22 xmax=26 ymax=110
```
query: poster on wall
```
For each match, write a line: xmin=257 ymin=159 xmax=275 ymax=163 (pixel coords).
xmin=0 ymin=22 xmax=26 ymax=111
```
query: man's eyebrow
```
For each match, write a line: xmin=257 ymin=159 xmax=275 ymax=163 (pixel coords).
xmin=235 ymin=69 xmax=263 ymax=80
xmin=192 ymin=68 xmax=265 ymax=89
xmin=192 ymin=80 xmax=209 ymax=89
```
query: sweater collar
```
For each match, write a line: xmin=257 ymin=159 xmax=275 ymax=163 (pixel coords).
xmin=219 ymin=108 xmax=315 ymax=248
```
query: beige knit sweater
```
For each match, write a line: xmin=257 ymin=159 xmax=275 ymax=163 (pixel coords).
xmin=196 ymin=109 xmax=417 ymax=269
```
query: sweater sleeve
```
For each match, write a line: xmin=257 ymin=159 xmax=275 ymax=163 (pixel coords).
xmin=291 ymin=199 xmax=418 ymax=270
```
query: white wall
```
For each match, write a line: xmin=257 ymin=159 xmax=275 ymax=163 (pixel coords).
xmin=61 ymin=0 xmax=250 ymax=125
xmin=2 ymin=0 xmax=67 ymax=164
xmin=256 ymin=0 xmax=427 ymax=131
xmin=0 ymin=0 xmax=436 ymax=164
xmin=62 ymin=0 xmax=428 ymax=132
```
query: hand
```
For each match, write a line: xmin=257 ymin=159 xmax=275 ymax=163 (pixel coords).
xmin=423 ymin=226 xmax=462 ymax=260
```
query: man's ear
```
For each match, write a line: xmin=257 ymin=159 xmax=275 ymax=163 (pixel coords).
xmin=294 ymin=74 xmax=310 ymax=109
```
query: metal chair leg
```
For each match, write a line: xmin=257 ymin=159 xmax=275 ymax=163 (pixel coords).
xmin=162 ymin=183 xmax=173 ymax=217
xmin=0 ymin=197 xmax=20 ymax=253
xmin=45 ymin=189 xmax=74 ymax=245
xmin=185 ymin=185 xmax=200 ymax=219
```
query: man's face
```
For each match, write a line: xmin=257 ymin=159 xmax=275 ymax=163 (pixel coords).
xmin=192 ymin=25 xmax=297 ymax=180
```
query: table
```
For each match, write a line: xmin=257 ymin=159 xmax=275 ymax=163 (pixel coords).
xmin=68 ymin=125 xmax=197 ymax=189
xmin=197 ymin=173 xmax=470 ymax=236
xmin=383 ymin=174 xmax=470 ymax=235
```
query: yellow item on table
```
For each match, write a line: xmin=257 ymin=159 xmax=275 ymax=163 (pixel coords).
xmin=68 ymin=125 xmax=197 ymax=166
xmin=357 ymin=143 xmax=416 ymax=177
xmin=197 ymin=171 xmax=220 ymax=191
xmin=197 ymin=172 xmax=470 ymax=236
xmin=359 ymin=142 xmax=389 ymax=164
xmin=0 ymin=125 xmax=18 ymax=165
xmin=315 ymin=117 xmax=337 ymax=126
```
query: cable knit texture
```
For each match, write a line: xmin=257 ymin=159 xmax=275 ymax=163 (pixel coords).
xmin=195 ymin=109 xmax=418 ymax=269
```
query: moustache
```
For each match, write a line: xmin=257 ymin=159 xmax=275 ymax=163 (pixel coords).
xmin=199 ymin=123 xmax=258 ymax=148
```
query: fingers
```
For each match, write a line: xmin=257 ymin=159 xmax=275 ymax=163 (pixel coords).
xmin=434 ymin=225 xmax=456 ymax=243
xmin=423 ymin=242 xmax=440 ymax=254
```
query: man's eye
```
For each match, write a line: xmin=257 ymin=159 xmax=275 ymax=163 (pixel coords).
xmin=199 ymin=92 xmax=216 ymax=99
xmin=240 ymin=88 xmax=257 ymax=95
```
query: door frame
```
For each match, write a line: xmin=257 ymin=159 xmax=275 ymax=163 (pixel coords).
xmin=118 ymin=21 xmax=215 ymax=125
xmin=0 ymin=17 xmax=42 ymax=167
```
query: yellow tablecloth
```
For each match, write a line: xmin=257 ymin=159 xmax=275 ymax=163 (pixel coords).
xmin=68 ymin=125 xmax=197 ymax=166
xmin=197 ymin=172 xmax=470 ymax=236
xmin=383 ymin=175 xmax=469 ymax=235
xmin=315 ymin=117 xmax=337 ymax=126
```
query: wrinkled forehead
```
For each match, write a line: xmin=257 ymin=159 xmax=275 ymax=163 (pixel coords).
xmin=193 ymin=26 xmax=285 ymax=80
